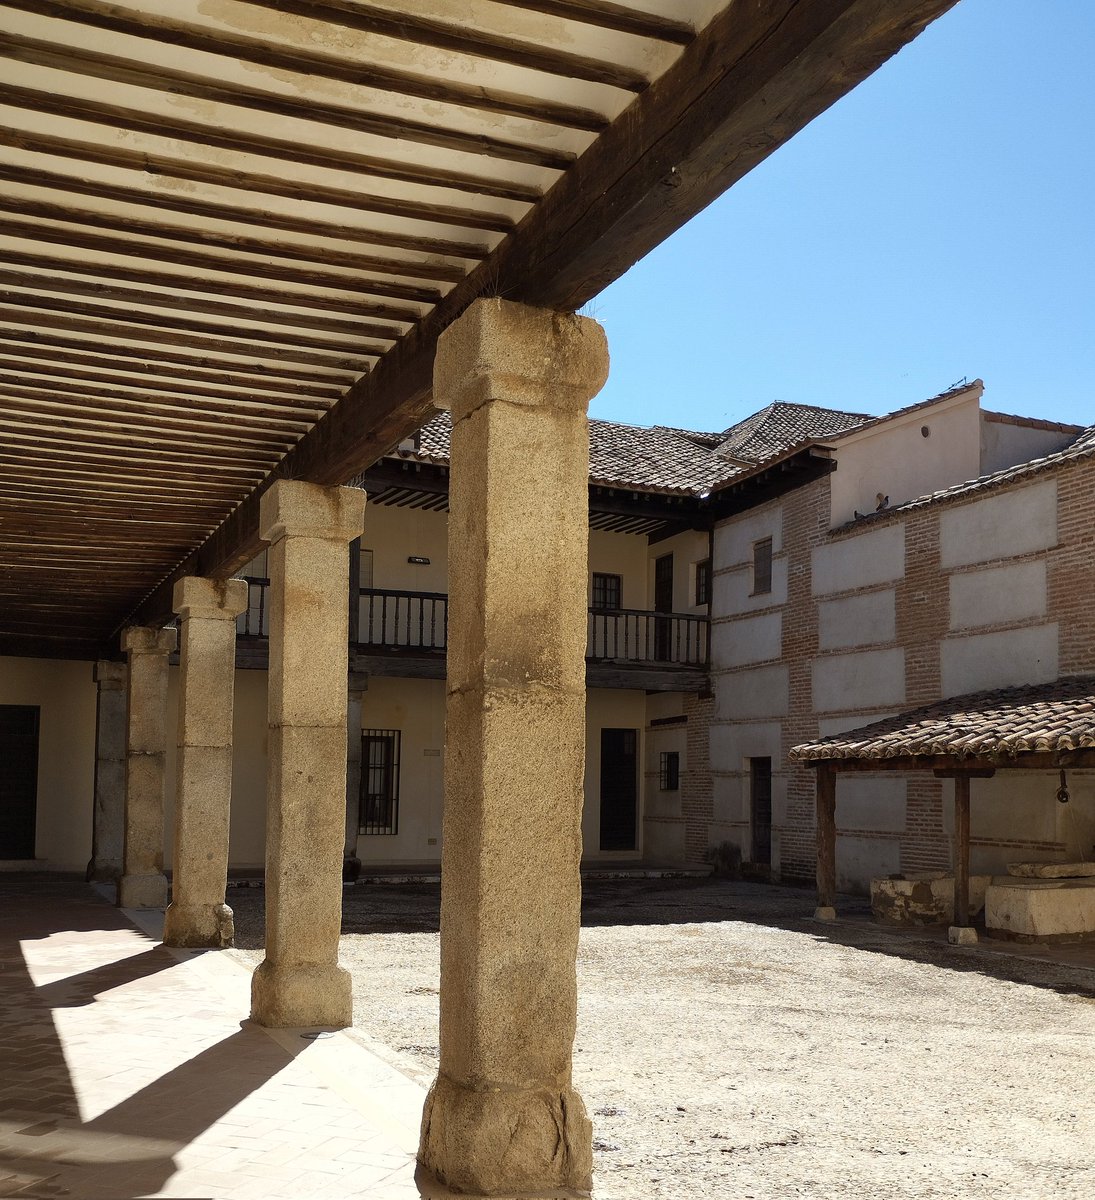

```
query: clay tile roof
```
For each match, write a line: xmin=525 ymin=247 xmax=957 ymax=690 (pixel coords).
xmin=789 ymin=677 xmax=1095 ymax=764
xmin=715 ymin=401 xmax=872 ymax=462
xmin=393 ymin=411 xmax=742 ymax=496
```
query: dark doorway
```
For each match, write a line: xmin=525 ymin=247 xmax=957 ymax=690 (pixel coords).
xmin=599 ymin=728 xmax=638 ymax=852
xmin=0 ymin=705 xmax=40 ymax=859
xmin=653 ymin=553 xmax=673 ymax=660
xmin=750 ymin=756 xmax=772 ymax=866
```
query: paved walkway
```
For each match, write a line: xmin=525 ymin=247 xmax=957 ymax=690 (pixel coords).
xmin=0 ymin=880 xmax=436 ymax=1200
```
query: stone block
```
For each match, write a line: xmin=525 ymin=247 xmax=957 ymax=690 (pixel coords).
xmin=985 ymin=879 xmax=1095 ymax=942
xmin=1007 ymin=861 xmax=1095 ymax=879
xmin=871 ymin=874 xmax=991 ymax=925
xmin=434 ymin=296 xmax=609 ymax=418
xmin=172 ymin=576 xmax=248 ymax=622
xmin=259 ymin=479 xmax=365 ymax=545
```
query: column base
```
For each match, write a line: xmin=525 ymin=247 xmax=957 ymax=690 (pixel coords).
xmin=86 ymin=859 xmax=121 ymax=884
xmin=948 ymin=925 xmax=978 ymax=945
xmin=117 ymin=872 xmax=168 ymax=909
xmin=250 ymin=960 xmax=352 ymax=1029
xmin=163 ymin=901 xmax=234 ymax=949
xmin=419 ymin=1074 xmax=592 ymax=1198
xmin=813 ymin=906 xmax=837 ymax=922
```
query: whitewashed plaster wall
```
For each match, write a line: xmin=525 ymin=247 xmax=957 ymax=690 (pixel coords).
xmin=645 ymin=527 xmax=711 ymax=614
xmin=0 ymin=656 xmax=96 ymax=870
xmin=979 ymin=415 xmax=1078 ymax=477
xmin=828 ymin=386 xmax=983 ymax=525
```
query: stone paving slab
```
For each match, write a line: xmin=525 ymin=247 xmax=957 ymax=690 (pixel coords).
xmin=0 ymin=881 xmax=432 ymax=1200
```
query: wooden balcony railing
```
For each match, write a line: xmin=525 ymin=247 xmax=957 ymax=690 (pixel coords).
xmin=238 ymin=580 xmax=708 ymax=667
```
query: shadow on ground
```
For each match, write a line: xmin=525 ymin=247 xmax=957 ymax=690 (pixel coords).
xmin=226 ymin=876 xmax=1095 ymax=1002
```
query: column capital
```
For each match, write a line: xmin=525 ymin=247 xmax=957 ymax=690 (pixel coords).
xmin=434 ymin=297 xmax=608 ymax=421
xmin=121 ymin=625 xmax=177 ymax=656
xmin=348 ymin=668 xmax=369 ymax=699
xmin=94 ymin=660 xmax=127 ymax=689
xmin=259 ymin=480 xmax=366 ymax=545
xmin=172 ymin=576 xmax=248 ymax=621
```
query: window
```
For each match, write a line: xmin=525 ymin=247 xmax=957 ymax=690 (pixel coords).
xmin=752 ymin=537 xmax=773 ymax=595
xmin=591 ymin=572 xmax=622 ymax=611
xmin=360 ymin=730 xmax=400 ymax=835
xmin=695 ymin=559 xmax=711 ymax=606
xmin=659 ymin=750 xmax=680 ymax=791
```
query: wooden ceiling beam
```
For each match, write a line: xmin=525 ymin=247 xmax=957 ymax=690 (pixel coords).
xmin=1 ymin=241 xmax=444 ymax=309
xmin=0 ymin=271 xmax=414 ymax=334
xmin=1 ymin=84 xmax=541 ymax=205
xmin=236 ymin=0 xmax=649 ymax=91
xmin=0 ymin=197 xmax=472 ymax=284
xmin=494 ymin=0 xmax=694 ymax=43
xmin=0 ymin=323 xmax=361 ymax=381
xmin=0 ymin=352 xmax=338 ymax=407
xmin=6 ymin=0 xmax=609 ymax=131
xmin=0 ymin=33 xmax=577 ymax=170
xmin=0 ymin=162 xmax=492 ymax=261
xmin=130 ymin=0 xmax=958 ymax=633
xmin=0 ymin=126 xmax=517 ymax=237
xmin=0 ymin=297 xmax=389 ymax=359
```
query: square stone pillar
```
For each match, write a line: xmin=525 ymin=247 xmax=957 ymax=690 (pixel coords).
xmin=163 ymin=577 xmax=248 ymax=949
xmin=87 ymin=660 xmax=127 ymax=883
xmin=419 ymin=298 xmax=608 ymax=1197
xmin=118 ymin=626 xmax=176 ymax=909
xmin=250 ymin=480 xmax=365 ymax=1029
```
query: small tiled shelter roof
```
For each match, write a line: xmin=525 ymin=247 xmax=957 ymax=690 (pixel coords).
xmin=790 ymin=677 xmax=1095 ymax=766
xmin=715 ymin=401 xmax=872 ymax=462
xmin=396 ymin=411 xmax=743 ymax=496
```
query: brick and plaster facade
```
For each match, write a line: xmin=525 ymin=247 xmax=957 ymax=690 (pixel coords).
xmin=707 ymin=391 xmax=1095 ymax=890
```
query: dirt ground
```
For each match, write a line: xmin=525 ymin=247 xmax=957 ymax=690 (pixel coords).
xmin=229 ymin=878 xmax=1095 ymax=1199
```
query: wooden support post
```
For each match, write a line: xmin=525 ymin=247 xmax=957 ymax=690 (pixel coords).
xmin=948 ymin=774 xmax=977 ymax=943
xmin=348 ymin=536 xmax=361 ymax=645
xmin=814 ymin=763 xmax=837 ymax=921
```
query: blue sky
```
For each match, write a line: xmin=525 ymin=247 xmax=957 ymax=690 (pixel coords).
xmin=589 ymin=0 xmax=1095 ymax=435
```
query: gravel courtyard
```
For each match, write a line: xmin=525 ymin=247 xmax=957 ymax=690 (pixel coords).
xmin=229 ymin=879 xmax=1095 ymax=1200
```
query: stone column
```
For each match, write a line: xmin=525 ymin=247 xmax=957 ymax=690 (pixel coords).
xmin=87 ymin=660 xmax=127 ymax=883
xmin=118 ymin=626 xmax=176 ymax=909
xmin=163 ymin=577 xmax=248 ymax=948
xmin=343 ymin=669 xmax=368 ymax=881
xmin=250 ymin=480 xmax=365 ymax=1029
xmin=419 ymin=299 xmax=608 ymax=1197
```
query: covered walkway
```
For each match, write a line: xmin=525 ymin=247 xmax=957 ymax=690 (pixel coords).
xmin=0 ymin=879 xmax=428 ymax=1200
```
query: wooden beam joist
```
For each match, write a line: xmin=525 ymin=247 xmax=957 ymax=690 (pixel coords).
xmin=0 ymin=33 xmax=578 ymax=170
xmin=5 ymin=0 xmax=611 ymax=131
xmin=1 ymin=84 xmax=544 ymax=207
xmin=122 ymin=0 xmax=958 ymax=631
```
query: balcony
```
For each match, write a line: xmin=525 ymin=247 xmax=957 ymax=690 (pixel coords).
xmin=236 ymin=581 xmax=709 ymax=692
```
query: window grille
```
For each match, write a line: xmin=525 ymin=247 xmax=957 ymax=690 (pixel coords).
xmin=659 ymin=750 xmax=680 ymax=791
xmin=591 ymin=572 xmax=622 ymax=610
xmin=360 ymin=729 xmax=401 ymax=835
xmin=695 ymin=558 xmax=711 ymax=606
xmin=752 ymin=537 xmax=773 ymax=595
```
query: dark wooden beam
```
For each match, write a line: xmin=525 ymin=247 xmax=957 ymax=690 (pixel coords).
xmin=242 ymin=0 xmax=649 ymax=91
xmin=815 ymin=762 xmax=838 ymax=914
xmin=0 ymin=84 xmax=542 ymax=207
xmin=0 ymin=126 xmax=516 ymax=237
xmin=494 ymin=0 xmax=694 ymax=43
xmin=128 ymin=0 xmax=958 ymax=633
xmin=0 ymin=162 xmax=491 ymax=262
xmin=952 ymin=773 xmax=971 ymax=929
xmin=5 ymin=0 xmax=608 ymax=131
xmin=0 ymin=32 xmax=576 ymax=170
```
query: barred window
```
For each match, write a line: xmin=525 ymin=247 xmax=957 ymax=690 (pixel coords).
xmin=659 ymin=750 xmax=680 ymax=791
xmin=591 ymin=572 xmax=622 ymax=611
xmin=360 ymin=729 xmax=400 ymax=835
xmin=752 ymin=537 xmax=773 ymax=595
xmin=695 ymin=558 xmax=711 ymax=606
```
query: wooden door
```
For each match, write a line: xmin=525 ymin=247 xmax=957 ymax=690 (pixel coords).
xmin=653 ymin=553 xmax=673 ymax=660
xmin=599 ymin=728 xmax=638 ymax=852
xmin=750 ymin=756 xmax=772 ymax=865
xmin=0 ymin=705 xmax=39 ymax=859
